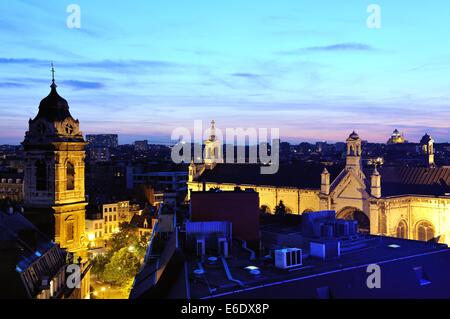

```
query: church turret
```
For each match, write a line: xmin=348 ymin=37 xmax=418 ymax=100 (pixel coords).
xmin=188 ymin=159 xmax=197 ymax=182
xmin=321 ymin=167 xmax=330 ymax=195
xmin=420 ymin=133 xmax=435 ymax=167
xmin=22 ymin=65 xmax=87 ymax=256
xmin=345 ymin=131 xmax=362 ymax=171
xmin=371 ymin=167 xmax=381 ymax=198
xmin=204 ymin=120 xmax=223 ymax=168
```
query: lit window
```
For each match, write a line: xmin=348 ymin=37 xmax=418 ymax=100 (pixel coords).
xmin=396 ymin=220 xmax=408 ymax=239
xmin=416 ymin=221 xmax=435 ymax=242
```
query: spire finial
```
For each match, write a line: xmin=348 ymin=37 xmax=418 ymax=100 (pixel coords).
xmin=51 ymin=61 xmax=55 ymax=83
xmin=50 ymin=61 xmax=57 ymax=90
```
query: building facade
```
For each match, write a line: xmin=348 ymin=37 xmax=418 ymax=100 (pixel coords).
xmin=188 ymin=124 xmax=450 ymax=245
xmin=0 ymin=177 xmax=23 ymax=201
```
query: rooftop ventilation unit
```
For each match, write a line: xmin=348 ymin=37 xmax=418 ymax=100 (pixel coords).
xmin=275 ymin=248 xmax=302 ymax=269
xmin=217 ymin=236 xmax=229 ymax=258
xmin=196 ymin=237 xmax=205 ymax=257
xmin=310 ymin=240 xmax=340 ymax=260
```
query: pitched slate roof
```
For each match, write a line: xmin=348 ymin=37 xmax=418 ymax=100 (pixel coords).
xmin=377 ymin=166 xmax=450 ymax=197
xmin=0 ymin=212 xmax=66 ymax=298
xmin=197 ymin=163 xmax=343 ymax=189
xmin=199 ymin=163 xmax=450 ymax=197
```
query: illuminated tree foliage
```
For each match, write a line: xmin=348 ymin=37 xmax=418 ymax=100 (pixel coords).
xmin=103 ymin=247 xmax=141 ymax=285
xmin=91 ymin=222 xmax=150 ymax=287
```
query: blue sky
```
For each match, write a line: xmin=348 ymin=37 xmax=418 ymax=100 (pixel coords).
xmin=1 ymin=0 xmax=450 ymax=144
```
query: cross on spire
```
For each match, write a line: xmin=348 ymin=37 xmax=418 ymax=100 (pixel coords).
xmin=50 ymin=61 xmax=58 ymax=90
xmin=51 ymin=61 xmax=55 ymax=83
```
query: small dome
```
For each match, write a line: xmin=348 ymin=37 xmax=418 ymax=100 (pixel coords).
xmin=348 ymin=131 xmax=360 ymax=140
xmin=420 ymin=133 xmax=433 ymax=144
xmin=34 ymin=82 xmax=73 ymax=122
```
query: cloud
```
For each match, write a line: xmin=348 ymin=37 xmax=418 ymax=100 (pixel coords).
xmin=305 ymin=43 xmax=374 ymax=51
xmin=0 ymin=58 xmax=47 ymax=66
xmin=70 ymin=60 xmax=179 ymax=70
xmin=0 ymin=82 xmax=28 ymax=88
xmin=0 ymin=57 xmax=180 ymax=71
xmin=230 ymin=73 xmax=270 ymax=89
xmin=280 ymin=43 xmax=375 ymax=55
xmin=231 ymin=73 xmax=261 ymax=79
xmin=60 ymin=80 xmax=105 ymax=90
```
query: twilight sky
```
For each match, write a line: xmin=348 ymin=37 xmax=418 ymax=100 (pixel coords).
xmin=1 ymin=0 xmax=450 ymax=145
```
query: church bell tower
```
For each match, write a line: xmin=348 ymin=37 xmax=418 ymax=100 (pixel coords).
xmin=22 ymin=65 xmax=87 ymax=256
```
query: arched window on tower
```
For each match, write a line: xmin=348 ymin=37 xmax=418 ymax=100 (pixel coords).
xmin=35 ymin=160 xmax=47 ymax=191
xmin=349 ymin=145 xmax=355 ymax=156
xmin=396 ymin=220 xmax=408 ymax=239
xmin=66 ymin=162 xmax=75 ymax=191
xmin=416 ymin=221 xmax=434 ymax=242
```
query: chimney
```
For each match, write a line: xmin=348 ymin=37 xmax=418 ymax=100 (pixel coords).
xmin=321 ymin=168 xmax=330 ymax=195
xmin=371 ymin=167 xmax=381 ymax=198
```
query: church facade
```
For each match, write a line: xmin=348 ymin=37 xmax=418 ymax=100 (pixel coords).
xmin=187 ymin=122 xmax=450 ymax=245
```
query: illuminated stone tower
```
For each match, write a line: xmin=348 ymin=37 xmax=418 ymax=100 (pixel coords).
xmin=420 ymin=133 xmax=435 ymax=167
xmin=204 ymin=120 xmax=223 ymax=167
xmin=345 ymin=131 xmax=362 ymax=170
xmin=22 ymin=67 xmax=88 ymax=256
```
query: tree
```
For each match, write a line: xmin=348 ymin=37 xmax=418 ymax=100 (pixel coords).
xmin=102 ymin=247 xmax=141 ymax=286
xmin=90 ymin=221 xmax=151 ymax=287
xmin=91 ymin=253 xmax=109 ymax=276
xmin=275 ymin=200 xmax=287 ymax=216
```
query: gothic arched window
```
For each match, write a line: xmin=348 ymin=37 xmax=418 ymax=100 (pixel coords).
xmin=66 ymin=162 xmax=75 ymax=190
xmin=417 ymin=221 xmax=434 ymax=242
xmin=396 ymin=220 xmax=408 ymax=239
xmin=35 ymin=160 xmax=47 ymax=191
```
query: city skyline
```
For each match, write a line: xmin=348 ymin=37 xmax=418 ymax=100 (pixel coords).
xmin=1 ymin=0 xmax=450 ymax=144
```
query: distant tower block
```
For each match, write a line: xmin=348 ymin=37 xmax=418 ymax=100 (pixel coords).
xmin=420 ymin=133 xmax=435 ymax=167
xmin=204 ymin=120 xmax=223 ymax=167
